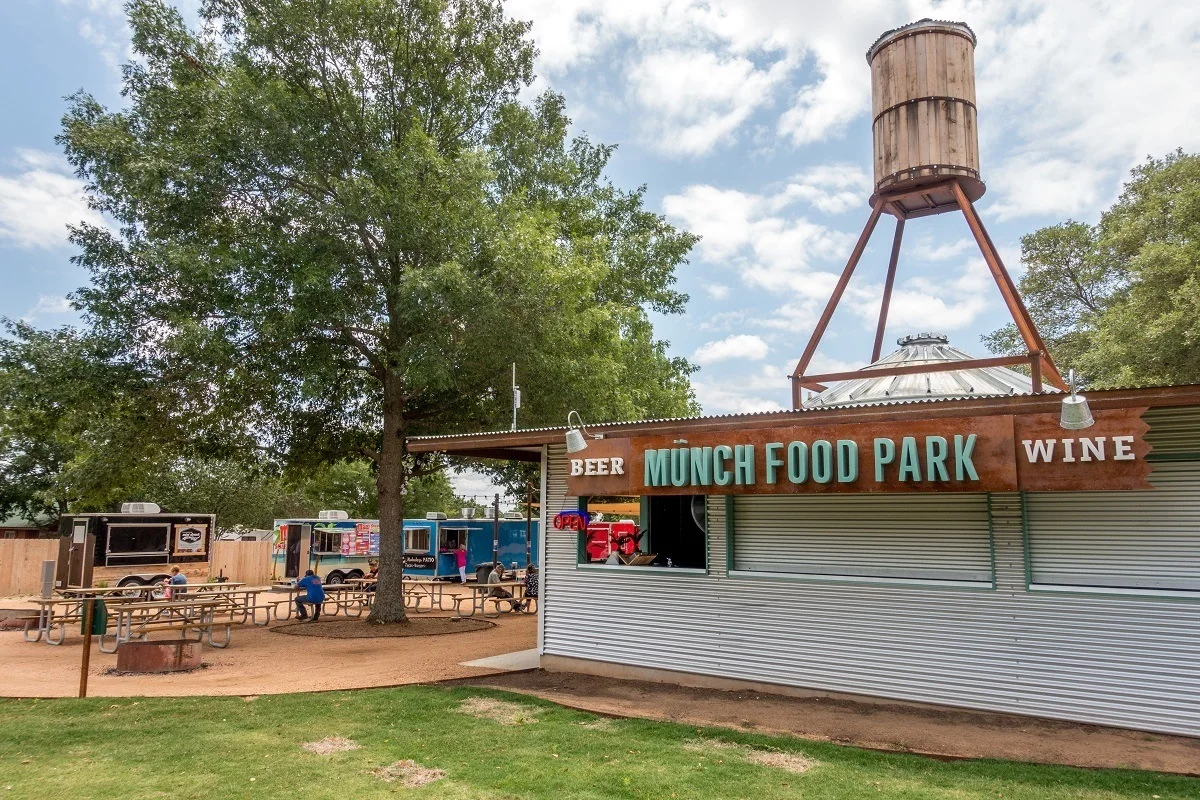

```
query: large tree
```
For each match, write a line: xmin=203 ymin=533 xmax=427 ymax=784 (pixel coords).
xmin=985 ymin=150 xmax=1200 ymax=387
xmin=60 ymin=0 xmax=697 ymax=622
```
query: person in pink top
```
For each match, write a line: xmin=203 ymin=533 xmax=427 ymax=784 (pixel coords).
xmin=455 ymin=543 xmax=468 ymax=583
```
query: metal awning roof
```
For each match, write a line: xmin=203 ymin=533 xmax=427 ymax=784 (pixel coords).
xmin=803 ymin=333 xmax=1059 ymax=409
xmin=410 ymin=383 xmax=1200 ymax=455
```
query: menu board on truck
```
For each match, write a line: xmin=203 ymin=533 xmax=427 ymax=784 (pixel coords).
xmin=358 ymin=522 xmax=380 ymax=556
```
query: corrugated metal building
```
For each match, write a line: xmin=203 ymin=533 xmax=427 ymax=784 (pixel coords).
xmin=412 ymin=341 xmax=1200 ymax=738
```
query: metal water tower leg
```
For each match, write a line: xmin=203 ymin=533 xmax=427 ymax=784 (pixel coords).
xmin=872 ymin=216 xmax=906 ymax=362
xmin=951 ymin=180 xmax=1067 ymax=390
xmin=790 ymin=199 xmax=886 ymax=408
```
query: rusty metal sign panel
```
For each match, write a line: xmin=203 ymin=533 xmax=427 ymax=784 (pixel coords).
xmin=566 ymin=410 xmax=1152 ymax=496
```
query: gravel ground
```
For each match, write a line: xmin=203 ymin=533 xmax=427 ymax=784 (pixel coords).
xmin=0 ymin=592 xmax=535 ymax=698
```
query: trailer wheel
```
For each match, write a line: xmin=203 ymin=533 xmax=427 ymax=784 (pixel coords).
xmin=148 ymin=577 xmax=170 ymax=600
xmin=117 ymin=576 xmax=145 ymax=598
xmin=344 ymin=570 xmax=363 ymax=583
xmin=325 ymin=570 xmax=345 ymax=587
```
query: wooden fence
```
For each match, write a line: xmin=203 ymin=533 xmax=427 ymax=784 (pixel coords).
xmin=0 ymin=540 xmax=59 ymax=597
xmin=209 ymin=540 xmax=275 ymax=586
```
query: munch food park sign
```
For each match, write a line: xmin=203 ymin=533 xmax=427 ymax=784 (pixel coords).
xmin=566 ymin=409 xmax=1153 ymax=496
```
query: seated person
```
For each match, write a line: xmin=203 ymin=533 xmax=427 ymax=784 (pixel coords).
xmin=486 ymin=561 xmax=519 ymax=612
xmin=162 ymin=566 xmax=187 ymax=599
xmin=295 ymin=570 xmax=326 ymax=622
xmin=365 ymin=560 xmax=379 ymax=592
xmin=515 ymin=564 xmax=538 ymax=612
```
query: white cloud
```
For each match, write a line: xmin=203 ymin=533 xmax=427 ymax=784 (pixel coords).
xmin=449 ymin=467 xmax=509 ymax=506
xmin=628 ymin=49 xmax=793 ymax=156
xmin=705 ymin=283 xmax=731 ymax=300
xmin=772 ymin=163 xmax=872 ymax=215
xmin=698 ymin=309 xmax=752 ymax=332
xmin=0 ymin=150 xmax=103 ymax=249
xmin=515 ymin=1 xmax=1200 ymax=216
xmin=909 ymin=236 xmax=974 ymax=263
xmin=693 ymin=334 xmax=769 ymax=365
xmin=692 ymin=378 xmax=785 ymax=415
xmin=663 ymin=182 xmax=852 ymax=291
xmin=22 ymin=295 xmax=74 ymax=323
xmin=844 ymin=258 xmax=994 ymax=334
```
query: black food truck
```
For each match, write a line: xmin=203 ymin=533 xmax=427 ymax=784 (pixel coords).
xmin=56 ymin=503 xmax=215 ymax=590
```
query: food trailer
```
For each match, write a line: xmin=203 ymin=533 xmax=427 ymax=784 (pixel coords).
xmin=55 ymin=503 xmax=216 ymax=589
xmin=272 ymin=511 xmax=539 ymax=582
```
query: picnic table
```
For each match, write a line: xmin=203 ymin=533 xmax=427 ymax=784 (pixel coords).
xmin=345 ymin=575 xmax=456 ymax=613
xmin=402 ymin=577 xmax=454 ymax=613
xmin=22 ymin=596 xmax=138 ymax=645
xmin=452 ymin=581 xmax=526 ymax=619
xmin=57 ymin=581 xmax=247 ymax=602
xmin=185 ymin=587 xmax=270 ymax=626
xmin=100 ymin=598 xmax=228 ymax=654
xmin=270 ymin=583 xmax=369 ymax=621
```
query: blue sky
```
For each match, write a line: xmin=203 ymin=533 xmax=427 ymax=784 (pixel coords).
xmin=2 ymin=1 xmax=1199 ymax=500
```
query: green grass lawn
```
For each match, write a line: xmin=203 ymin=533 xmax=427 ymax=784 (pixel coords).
xmin=0 ymin=686 xmax=1194 ymax=799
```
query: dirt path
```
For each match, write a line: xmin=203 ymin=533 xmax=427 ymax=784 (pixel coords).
xmin=449 ymin=670 xmax=1200 ymax=775
xmin=0 ymin=612 xmax=534 ymax=698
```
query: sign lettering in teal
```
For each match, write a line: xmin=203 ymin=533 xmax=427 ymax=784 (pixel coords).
xmin=644 ymin=435 xmax=978 ymax=488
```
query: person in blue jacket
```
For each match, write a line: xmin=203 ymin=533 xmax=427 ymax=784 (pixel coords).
xmin=295 ymin=570 xmax=325 ymax=622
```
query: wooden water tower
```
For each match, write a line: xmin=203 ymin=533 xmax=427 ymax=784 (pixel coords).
xmin=790 ymin=19 xmax=1066 ymax=408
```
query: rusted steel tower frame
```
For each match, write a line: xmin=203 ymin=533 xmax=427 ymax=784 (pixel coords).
xmin=789 ymin=176 xmax=1066 ymax=409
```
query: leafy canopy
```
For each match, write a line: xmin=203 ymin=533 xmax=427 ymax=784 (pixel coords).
xmin=58 ymin=0 xmax=698 ymax=620
xmin=985 ymin=149 xmax=1200 ymax=387
xmin=60 ymin=0 xmax=697 ymax=467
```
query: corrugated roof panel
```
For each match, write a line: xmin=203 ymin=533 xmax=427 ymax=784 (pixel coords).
xmin=803 ymin=333 xmax=1060 ymax=410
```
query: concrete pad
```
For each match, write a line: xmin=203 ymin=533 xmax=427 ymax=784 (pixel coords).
xmin=459 ymin=648 xmax=539 ymax=671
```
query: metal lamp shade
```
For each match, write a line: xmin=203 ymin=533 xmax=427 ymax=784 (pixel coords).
xmin=565 ymin=427 xmax=589 ymax=453
xmin=1060 ymin=393 xmax=1095 ymax=430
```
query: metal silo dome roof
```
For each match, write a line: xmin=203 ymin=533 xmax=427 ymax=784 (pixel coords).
xmin=802 ymin=333 xmax=1059 ymax=409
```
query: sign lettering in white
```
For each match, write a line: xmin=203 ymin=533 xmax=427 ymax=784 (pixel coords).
xmin=570 ymin=457 xmax=625 ymax=477
xmin=1020 ymin=435 xmax=1136 ymax=463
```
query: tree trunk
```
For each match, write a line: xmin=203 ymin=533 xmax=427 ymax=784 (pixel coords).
xmin=367 ymin=375 xmax=407 ymax=624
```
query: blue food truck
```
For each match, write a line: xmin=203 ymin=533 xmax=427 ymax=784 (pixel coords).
xmin=272 ymin=511 xmax=538 ymax=583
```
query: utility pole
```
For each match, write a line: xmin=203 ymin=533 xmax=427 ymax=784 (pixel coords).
xmin=492 ymin=493 xmax=501 ymax=566
xmin=525 ymin=482 xmax=533 ymax=567
xmin=511 ymin=362 xmax=521 ymax=430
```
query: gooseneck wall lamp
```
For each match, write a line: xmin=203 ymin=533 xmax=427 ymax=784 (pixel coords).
xmin=565 ymin=410 xmax=602 ymax=453
xmin=1059 ymin=369 xmax=1095 ymax=430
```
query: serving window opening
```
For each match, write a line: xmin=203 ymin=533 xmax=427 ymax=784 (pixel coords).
xmin=312 ymin=525 xmax=342 ymax=555
xmin=579 ymin=495 xmax=706 ymax=571
xmin=405 ymin=526 xmax=432 ymax=553
xmin=105 ymin=523 xmax=170 ymax=566
xmin=439 ymin=527 xmax=468 ymax=552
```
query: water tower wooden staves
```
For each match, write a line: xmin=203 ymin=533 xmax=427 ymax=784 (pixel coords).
xmin=789 ymin=19 xmax=1066 ymax=408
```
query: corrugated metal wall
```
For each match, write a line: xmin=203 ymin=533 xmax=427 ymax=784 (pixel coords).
xmin=540 ymin=409 xmax=1200 ymax=736
xmin=733 ymin=494 xmax=992 ymax=582
xmin=1027 ymin=461 xmax=1200 ymax=591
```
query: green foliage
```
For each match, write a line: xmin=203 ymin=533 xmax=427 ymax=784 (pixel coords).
xmin=985 ymin=150 xmax=1200 ymax=387
xmin=0 ymin=321 xmax=183 ymax=522
xmin=286 ymin=460 xmax=476 ymax=520
xmin=134 ymin=458 xmax=304 ymax=530
xmin=59 ymin=0 xmax=698 ymax=620
xmin=0 ymin=686 xmax=1194 ymax=799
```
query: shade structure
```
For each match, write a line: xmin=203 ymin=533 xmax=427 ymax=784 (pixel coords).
xmin=803 ymin=333 xmax=1060 ymax=409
